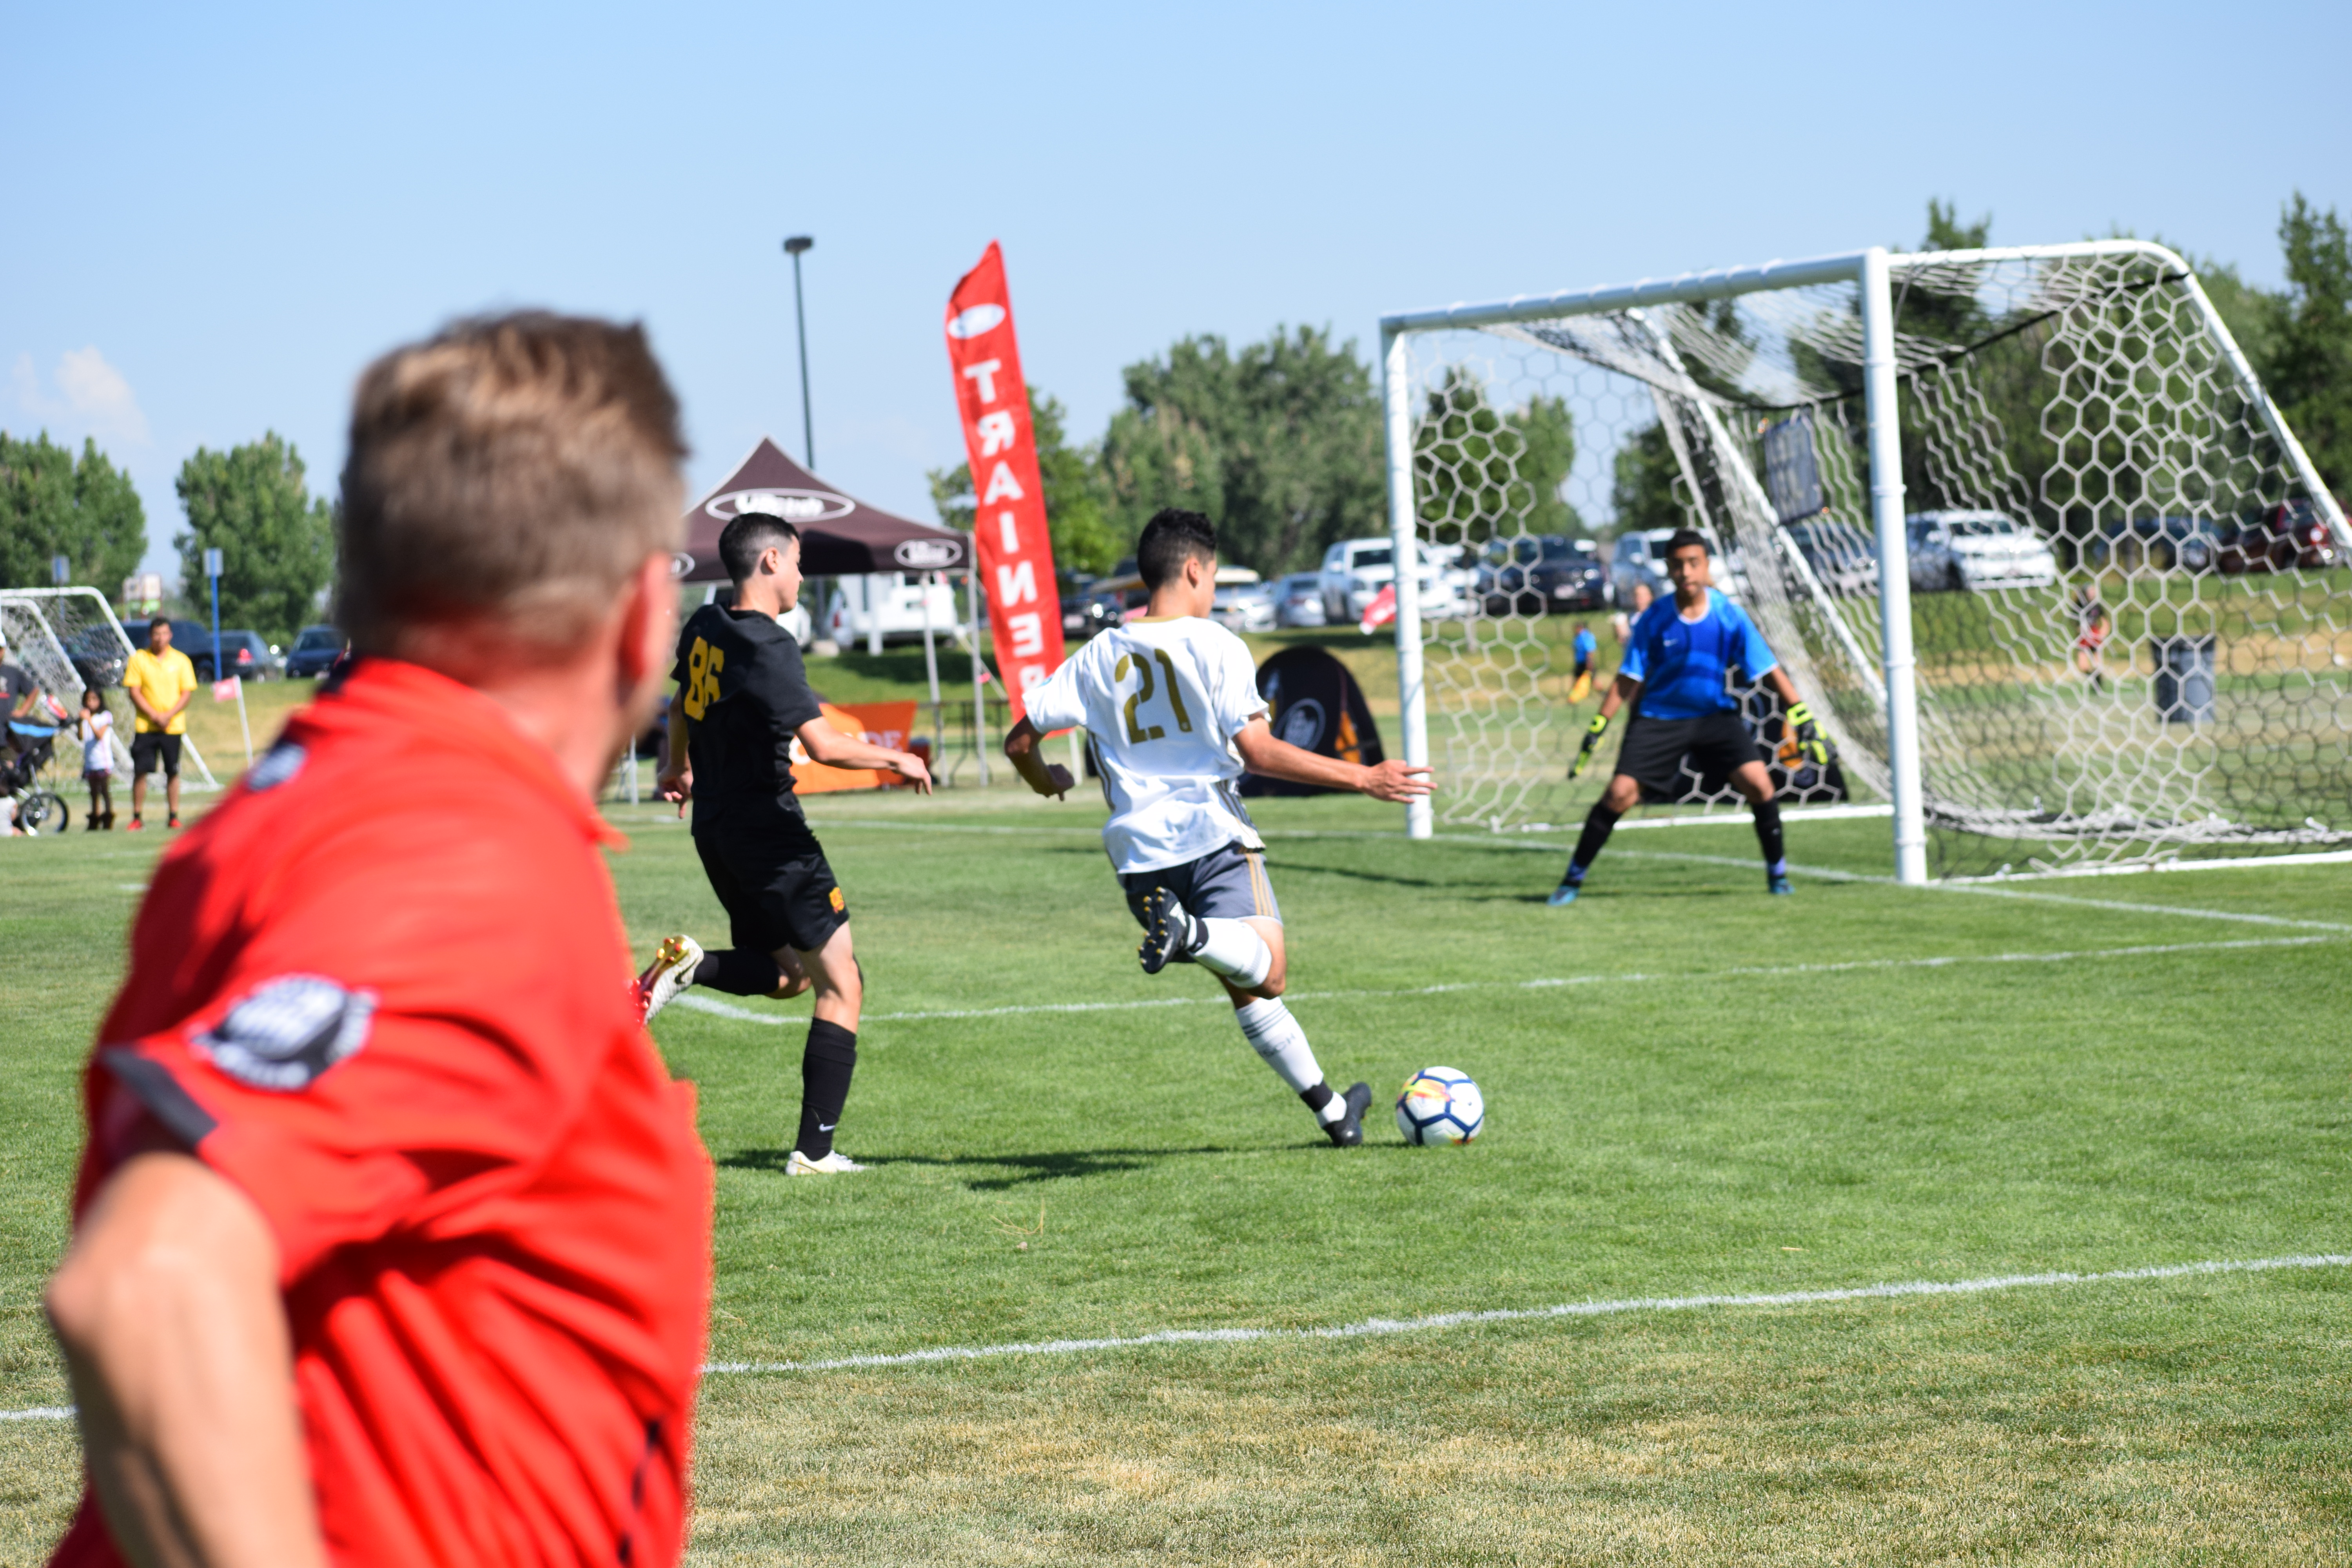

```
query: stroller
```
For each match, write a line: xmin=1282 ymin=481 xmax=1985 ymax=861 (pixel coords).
xmin=5 ymin=717 xmax=68 ymax=834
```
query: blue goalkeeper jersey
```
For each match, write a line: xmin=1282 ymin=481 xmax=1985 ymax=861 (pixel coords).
xmin=1619 ymin=589 xmax=1777 ymax=720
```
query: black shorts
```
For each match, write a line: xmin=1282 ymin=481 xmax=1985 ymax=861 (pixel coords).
xmin=693 ymin=808 xmax=848 ymax=956
xmin=1119 ymin=842 xmax=1282 ymax=929
xmin=130 ymin=733 xmax=183 ymax=778
xmin=1613 ymin=709 xmax=1759 ymax=799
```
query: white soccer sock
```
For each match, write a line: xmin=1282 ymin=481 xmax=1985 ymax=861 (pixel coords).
xmin=1234 ymin=998 xmax=1324 ymax=1096
xmin=1192 ymin=918 xmax=1272 ymax=990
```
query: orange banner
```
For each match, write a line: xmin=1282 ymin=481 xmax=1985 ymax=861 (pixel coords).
xmin=791 ymin=701 xmax=922 ymax=793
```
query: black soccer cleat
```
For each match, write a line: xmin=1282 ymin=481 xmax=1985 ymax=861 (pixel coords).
xmin=1324 ymin=1081 xmax=1372 ymax=1147
xmin=1136 ymin=886 xmax=1199 ymax=975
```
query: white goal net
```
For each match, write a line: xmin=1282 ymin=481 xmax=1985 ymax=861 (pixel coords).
xmin=1380 ymin=242 xmax=2352 ymax=879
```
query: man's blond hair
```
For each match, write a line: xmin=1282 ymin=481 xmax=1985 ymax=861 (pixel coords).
xmin=338 ymin=312 xmax=687 ymax=658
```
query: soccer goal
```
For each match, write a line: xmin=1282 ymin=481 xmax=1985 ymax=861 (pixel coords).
xmin=1377 ymin=242 xmax=2352 ymax=882
xmin=0 ymin=588 xmax=220 ymax=790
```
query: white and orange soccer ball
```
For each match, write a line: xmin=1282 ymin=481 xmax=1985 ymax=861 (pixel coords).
xmin=1395 ymin=1066 xmax=1483 ymax=1145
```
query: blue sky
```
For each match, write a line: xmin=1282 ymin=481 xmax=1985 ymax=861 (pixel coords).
xmin=6 ymin=0 xmax=2347 ymax=583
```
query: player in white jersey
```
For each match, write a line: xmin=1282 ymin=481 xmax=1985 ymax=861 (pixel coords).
xmin=1005 ymin=510 xmax=1432 ymax=1146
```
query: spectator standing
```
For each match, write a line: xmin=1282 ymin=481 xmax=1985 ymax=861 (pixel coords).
xmin=122 ymin=617 xmax=196 ymax=830
xmin=42 ymin=312 xmax=714 ymax=1568
xmin=1610 ymin=579 xmax=1653 ymax=646
xmin=78 ymin=688 xmax=115 ymax=831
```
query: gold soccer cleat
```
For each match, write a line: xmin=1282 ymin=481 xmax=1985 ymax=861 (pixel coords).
xmin=634 ymin=934 xmax=704 ymax=1025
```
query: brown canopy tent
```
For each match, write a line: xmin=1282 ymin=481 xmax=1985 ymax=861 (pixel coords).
xmin=675 ymin=437 xmax=996 ymax=781
xmin=675 ymin=437 xmax=969 ymax=581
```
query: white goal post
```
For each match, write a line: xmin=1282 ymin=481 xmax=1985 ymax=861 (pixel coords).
xmin=1378 ymin=241 xmax=2351 ymax=884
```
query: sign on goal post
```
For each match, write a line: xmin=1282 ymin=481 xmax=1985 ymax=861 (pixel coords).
xmin=1377 ymin=242 xmax=2351 ymax=884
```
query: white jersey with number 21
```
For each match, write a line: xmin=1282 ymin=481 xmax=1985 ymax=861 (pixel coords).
xmin=1022 ymin=615 xmax=1270 ymax=876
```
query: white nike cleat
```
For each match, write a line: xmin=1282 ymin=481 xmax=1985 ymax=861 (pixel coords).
xmin=786 ymin=1149 xmax=867 ymax=1176
xmin=634 ymin=935 xmax=704 ymax=1024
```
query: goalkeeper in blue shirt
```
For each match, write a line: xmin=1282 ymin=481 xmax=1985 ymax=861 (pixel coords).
xmin=1552 ymin=530 xmax=1826 ymax=905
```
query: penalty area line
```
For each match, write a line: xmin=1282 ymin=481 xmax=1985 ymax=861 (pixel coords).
xmin=702 ymin=1252 xmax=2351 ymax=1377
xmin=668 ymin=933 xmax=2337 ymax=1028
xmin=1604 ymin=849 xmax=2352 ymax=933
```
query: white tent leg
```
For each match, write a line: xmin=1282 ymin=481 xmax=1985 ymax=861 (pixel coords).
xmin=921 ymin=572 xmax=943 ymax=763
xmin=965 ymin=570 xmax=990 ymax=786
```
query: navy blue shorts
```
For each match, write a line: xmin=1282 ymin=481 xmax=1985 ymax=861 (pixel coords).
xmin=1120 ymin=842 xmax=1281 ymax=928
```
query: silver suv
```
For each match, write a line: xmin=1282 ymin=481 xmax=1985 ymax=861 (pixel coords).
xmin=1906 ymin=511 xmax=2059 ymax=592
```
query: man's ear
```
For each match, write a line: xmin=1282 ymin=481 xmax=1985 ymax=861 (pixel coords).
xmin=618 ymin=552 xmax=677 ymax=690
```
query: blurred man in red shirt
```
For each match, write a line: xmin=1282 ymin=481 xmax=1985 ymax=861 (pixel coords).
xmin=43 ymin=314 xmax=713 ymax=1568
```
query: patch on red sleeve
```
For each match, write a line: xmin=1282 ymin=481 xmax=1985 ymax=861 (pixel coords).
xmin=192 ymin=976 xmax=377 ymax=1091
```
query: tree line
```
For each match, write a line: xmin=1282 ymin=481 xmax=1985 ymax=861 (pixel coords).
xmin=11 ymin=197 xmax=2343 ymax=630
xmin=0 ymin=432 xmax=336 ymax=645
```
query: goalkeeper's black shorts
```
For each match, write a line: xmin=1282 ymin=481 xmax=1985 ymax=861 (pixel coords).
xmin=1612 ymin=709 xmax=1759 ymax=798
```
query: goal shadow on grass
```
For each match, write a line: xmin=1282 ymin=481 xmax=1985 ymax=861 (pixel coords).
xmin=718 ymin=1144 xmax=1248 ymax=1189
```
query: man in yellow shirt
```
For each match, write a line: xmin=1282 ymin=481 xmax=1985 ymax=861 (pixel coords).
xmin=123 ymin=615 xmax=197 ymax=829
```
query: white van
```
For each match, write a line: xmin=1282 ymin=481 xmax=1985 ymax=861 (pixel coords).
xmin=825 ymin=573 xmax=962 ymax=650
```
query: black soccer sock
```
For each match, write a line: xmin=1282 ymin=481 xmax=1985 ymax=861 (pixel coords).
xmin=693 ymin=949 xmax=783 ymax=996
xmin=1299 ymin=1081 xmax=1336 ymax=1116
xmin=1751 ymin=797 xmax=1786 ymax=873
xmin=1566 ymin=802 xmax=1622 ymax=883
xmin=796 ymin=1019 xmax=857 ymax=1160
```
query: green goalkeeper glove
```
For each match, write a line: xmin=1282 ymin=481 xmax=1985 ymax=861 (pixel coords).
xmin=1786 ymin=701 xmax=1829 ymax=768
xmin=1569 ymin=711 xmax=1611 ymax=779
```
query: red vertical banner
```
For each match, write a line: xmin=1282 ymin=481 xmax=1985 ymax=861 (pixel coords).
xmin=946 ymin=241 xmax=1064 ymax=722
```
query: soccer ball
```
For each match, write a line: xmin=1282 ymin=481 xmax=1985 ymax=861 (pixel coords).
xmin=1395 ymin=1067 xmax=1483 ymax=1145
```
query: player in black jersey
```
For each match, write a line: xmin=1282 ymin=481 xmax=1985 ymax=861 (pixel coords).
xmin=637 ymin=508 xmax=931 ymax=1175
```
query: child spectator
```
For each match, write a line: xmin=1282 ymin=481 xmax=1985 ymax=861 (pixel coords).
xmin=78 ymin=689 xmax=115 ymax=831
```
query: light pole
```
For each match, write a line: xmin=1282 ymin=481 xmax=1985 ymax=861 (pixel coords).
xmin=782 ymin=236 xmax=815 ymax=469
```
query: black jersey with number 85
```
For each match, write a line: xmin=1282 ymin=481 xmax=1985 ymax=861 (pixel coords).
xmin=671 ymin=603 xmax=822 ymax=822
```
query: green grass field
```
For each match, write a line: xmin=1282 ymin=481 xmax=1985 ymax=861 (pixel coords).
xmin=4 ymin=780 xmax=2350 ymax=1564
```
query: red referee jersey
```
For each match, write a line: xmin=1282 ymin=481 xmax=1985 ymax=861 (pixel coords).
xmin=51 ymin=659 xmax=713 ymax=1568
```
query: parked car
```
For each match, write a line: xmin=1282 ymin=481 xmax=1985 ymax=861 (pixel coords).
xmin=1904 ymin=510 xmax=2059 ymax=593
xmin=1782 ymin=520 xmax=1877 ymax=598
xmin=194 ymin=629 xmax=277 ymax=682
xmin=1058 ymin=572 xmax=1108 ymax=640
xmin=163 ymin=620 xmax=274 ymax=681
xmin=59 ymin=625 xmax=127 ymax=690
xmin=2216 ymin=500 xmax=2343 ymax=575
xmin=284 ymin=624 xmax=346 ymax=678
xmin=1211 ymin=573 xmax=1278 ymax=633
xmin=1274 ymin=572 xmax=1327 ymax=628
xmin=1318 ymin=539 xmax=1467 ymax=624
xmin=2087 ymin=515 xmax=2223 ymax=573
xmin=1476 ymin=535 xmax=1609 ymax=615
xmin=824 ymin=572 xmax=956 ymax=647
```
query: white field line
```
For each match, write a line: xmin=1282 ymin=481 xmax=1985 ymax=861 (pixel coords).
xmin=701 ymin=1253 xmax=2350 ymax=1377
xmin=670 ymin=933 xmax=2336 ymax=1028
xmin=1572 ymin=802 xmax=1893 ymax=831
xmin=10 ymin=1252 xmax=2337 ymax=1420
xmin=791 ymin=816 xmax=2352 ymax=914
xmin=1597 ymin=848 xmax=2352 ymax=933
xmin=1949 ymin=848 xmax=2352 ymax=882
